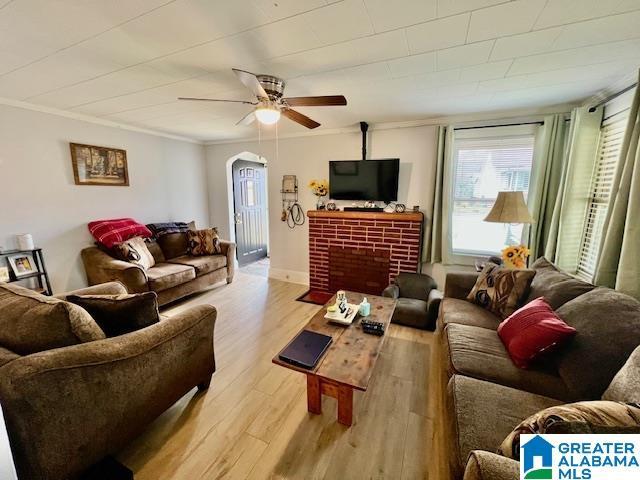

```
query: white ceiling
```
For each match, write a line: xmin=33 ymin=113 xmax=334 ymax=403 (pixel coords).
xmin=0 ymin=0 xmax=639 ymax=142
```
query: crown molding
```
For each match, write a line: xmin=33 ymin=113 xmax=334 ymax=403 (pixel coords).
xmin=203 ymin=102 xmax=579 ymax=146
xmin=0 ymin=95 xmax=584 ymax=147
xmin=0 ymin=97 xmax=204 ymax=145
xmin=582 ymin=71 xmax=638 ymax=108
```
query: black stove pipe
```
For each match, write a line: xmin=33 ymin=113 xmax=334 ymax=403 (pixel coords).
xmin=360 ymin=121 xmax=368 ymax=160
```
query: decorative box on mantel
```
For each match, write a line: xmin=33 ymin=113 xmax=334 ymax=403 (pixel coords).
xmin=308 ymin=210 xmax=423 ymax=296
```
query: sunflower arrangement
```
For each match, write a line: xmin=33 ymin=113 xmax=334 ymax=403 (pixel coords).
xmin=308 ymin=179 xmax=329 ymax=197
xmin=501 ymin=244 xmax=530 ymax=269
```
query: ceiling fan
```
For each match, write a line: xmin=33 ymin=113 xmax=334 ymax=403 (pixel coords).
xmin=178 ymin=68 xmax=347 ymax=129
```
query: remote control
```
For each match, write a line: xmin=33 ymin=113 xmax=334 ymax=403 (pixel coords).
xmin=361 ymin=318 xmax=385 ymax=336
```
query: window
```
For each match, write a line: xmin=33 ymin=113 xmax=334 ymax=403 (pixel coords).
xmin=450 ymin=129 xmax=536 ymax=256
xmin=246 ymin=180 xmax=256 ymax=206
xmin=576 ymin=110 xmax=628 ymax=281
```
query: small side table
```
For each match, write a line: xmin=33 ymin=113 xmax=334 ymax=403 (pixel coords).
xmin=0 ymin=248 xmax=52 ymax=295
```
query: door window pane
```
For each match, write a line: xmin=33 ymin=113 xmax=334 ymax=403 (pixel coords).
xmin=246 ymin=180 xmax=256 ymax=206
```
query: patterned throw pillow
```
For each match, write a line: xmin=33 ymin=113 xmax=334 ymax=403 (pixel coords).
xmin=498 ymin=401 xmax=640 ymax=460
xmin=88 ymin=218 xmax=152 ymax=248
xmin=187 ymin=228 xmax=222 ymax=256
xmin=467 ymin=263 xmax=535 ymax=319
xmin=112 ymin=236 xmax=155 ymax=270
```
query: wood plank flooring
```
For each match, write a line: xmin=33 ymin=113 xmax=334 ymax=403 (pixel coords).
xmin=117 ymin=270 xmax=435 ymax=479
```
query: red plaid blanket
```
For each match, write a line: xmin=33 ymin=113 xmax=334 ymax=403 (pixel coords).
xmin=88 ymin=218 xmax=152 ymax=248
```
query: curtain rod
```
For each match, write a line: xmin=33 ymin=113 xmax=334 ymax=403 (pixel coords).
xmin=589 ymin=82 xmax=637 ymax=112
xmin=454 ymin=121 xmax=544 ymax=131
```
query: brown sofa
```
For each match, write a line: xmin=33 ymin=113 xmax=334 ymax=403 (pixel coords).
xmin=81 ymin=232 xmax=235 ymax=306
xmin=433 ymin=258 xmax=640 ymax=479
xmin=0 ymin=281 xmax=216 ymax=480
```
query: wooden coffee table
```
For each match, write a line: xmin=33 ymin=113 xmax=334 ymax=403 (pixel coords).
xmin=273 ymin=291 xmax=397 ymax=426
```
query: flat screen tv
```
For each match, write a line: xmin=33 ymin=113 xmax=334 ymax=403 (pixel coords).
xmin=329 ymin=159 xmax=399 ymax=202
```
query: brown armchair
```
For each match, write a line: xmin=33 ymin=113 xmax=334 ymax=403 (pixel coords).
xmin=382 ymin=272 xmax=443 ymax=330
xmin=0 ymin=282 xmax=216 ymax=480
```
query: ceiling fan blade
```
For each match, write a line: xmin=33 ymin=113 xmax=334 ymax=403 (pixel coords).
xmin=236 ymin=110 xmax=256 ymax=126
xmin=178 ymin=97 xmax=256 ymax=104
xmin=232 ymin=68 xmax=268 ymax=99
xmin=283 ymin=95 xmax=347 ymax=107
xmin=282 ymin=108 xmax=321 ymax=129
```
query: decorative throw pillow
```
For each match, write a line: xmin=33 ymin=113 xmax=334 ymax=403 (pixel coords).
xmin=88 ymin=218 xmax=152 ymax=248
xmin=187 ymin=228 xmax=222 ymax=256
xmin=497 ymin=297 xmax=576 ymax=368
xmin=466 ymin=263 xmax=536 ymax=319
xmin=67 ymin=292 xmax=160 ymax=337
xmin=112 ymin=236 xmax=155 ymax=270
xmin=498 ymin=401 xmax=640 ymax=460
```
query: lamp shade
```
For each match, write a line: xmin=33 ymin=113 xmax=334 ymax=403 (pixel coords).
xmin=484 ymin=191 xmax=534 ymax=224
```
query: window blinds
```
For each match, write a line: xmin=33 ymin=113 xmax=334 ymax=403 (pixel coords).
xmin=576 ymin=110 xmax=629 ymax=281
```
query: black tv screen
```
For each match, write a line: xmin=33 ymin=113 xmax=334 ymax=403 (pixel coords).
xmin=329 ymin=159 xmax=399 ymax=202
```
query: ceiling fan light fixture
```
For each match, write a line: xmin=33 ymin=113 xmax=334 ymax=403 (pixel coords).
xmin=255 ymin=106 xmax=281 ymax=125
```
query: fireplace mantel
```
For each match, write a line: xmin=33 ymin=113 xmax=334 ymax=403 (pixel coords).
xmin=308 ymin=209 xmax=424 ymax=295
xmin=308 ymin=210 xmax=423 ymax=222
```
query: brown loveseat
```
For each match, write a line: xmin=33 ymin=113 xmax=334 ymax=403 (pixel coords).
xmin=432 ymin=258 xmax=640 ymax=479
xmin=82 ymin=231 xmax=235 ymax=306
xmin=0 ymin=281 xmax=216 ymax=480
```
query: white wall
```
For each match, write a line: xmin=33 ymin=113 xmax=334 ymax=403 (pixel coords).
xmin=0 ymin=104 xmax=209 ymax=292
xmin=206 ymin=125 xmax=438 ymax=284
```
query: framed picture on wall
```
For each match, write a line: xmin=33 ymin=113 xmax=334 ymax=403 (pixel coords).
xmin=70 ymin=143 xmax=129 ymax=186
xmin=7 ymin=254 xmax=37 ymax=278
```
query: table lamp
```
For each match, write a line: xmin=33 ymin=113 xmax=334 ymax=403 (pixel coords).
xmin=484 ymin=191 xmax=534 ymax=268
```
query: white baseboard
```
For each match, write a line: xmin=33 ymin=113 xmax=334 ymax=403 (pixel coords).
xmin=268 ymin=267 xmax=309 ymax=286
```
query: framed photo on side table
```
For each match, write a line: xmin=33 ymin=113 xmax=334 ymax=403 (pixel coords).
xmin=7 ymin=254 xmax=38 ymax=278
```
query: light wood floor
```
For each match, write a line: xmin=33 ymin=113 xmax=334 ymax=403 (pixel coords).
xmin=117 ymin=269 xmax=436 ymax=479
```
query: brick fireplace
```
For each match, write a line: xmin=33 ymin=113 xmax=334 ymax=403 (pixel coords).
xmin=308 ymin=210 xmax=423 ymax=296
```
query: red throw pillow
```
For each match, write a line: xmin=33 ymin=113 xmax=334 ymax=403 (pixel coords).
xmin=497 ymin=297 xmax=576 ymax=369
xmin=88 ymin=218 xmax=152 ymax=248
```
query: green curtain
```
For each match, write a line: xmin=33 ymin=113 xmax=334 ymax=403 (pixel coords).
xmin=545 ymin=106 xmax=603 ymax=272
xmin=423 ymin=125 xmax=453 ymax=263
xmin=594 ymin=76 xmax=640 ymax=299
xmin=526 ymin=114 xmax=568 ymax=260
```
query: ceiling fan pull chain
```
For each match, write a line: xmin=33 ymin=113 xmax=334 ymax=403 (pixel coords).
xmin=258 ymin=120 xmax=262 ymax=160
xmin=275 ymin=119 xmax=279 ymax=165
